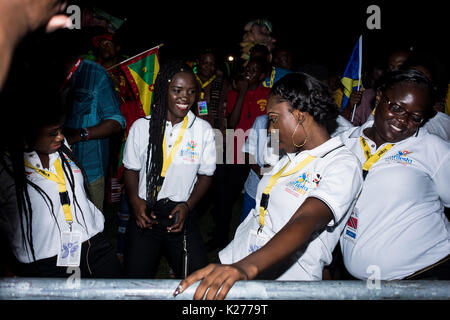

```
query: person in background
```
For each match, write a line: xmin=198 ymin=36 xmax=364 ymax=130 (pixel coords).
xmin=54 ymin=30 xmax=126 ymax=213
xmin=340 ymin=69 xmax=449 ymax=281
xmin=342 ymin=48 xmax=410 ymax=126
xmin=400 ymin=52 xmax=450 ymax=141
xmin=206 ymin=57 xmax=270 ymax=251
xmin=249 ymin=44 xmax=292 ymax=89
xmin=193 ymin=48 xmax=231 ymax=136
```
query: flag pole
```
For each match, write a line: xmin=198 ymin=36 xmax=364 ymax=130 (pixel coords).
xmin=351 ymin=35 xmax=362 ymax=123
xmin=107 ymin=43 xmax=164 ymax=71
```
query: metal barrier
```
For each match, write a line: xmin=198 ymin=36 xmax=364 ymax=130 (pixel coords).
xmin=1 ymin=278 xmax=449 ymax=300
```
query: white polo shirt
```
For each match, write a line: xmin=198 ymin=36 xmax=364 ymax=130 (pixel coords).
xmin=220 ymin=136 xmax=363 ymax=280
xmin=423 ymin=111 xmax=450 ymax=141
xmin=123 ymin=110 xmax=216 ymax=202
xmin=340 ymin=120 xmax=450 ymax=280
xmin=2 ymin=145 xmax=105 ymax=263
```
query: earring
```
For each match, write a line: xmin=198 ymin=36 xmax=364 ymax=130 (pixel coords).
xmin=292 ymin=121 xmax=308 ymax=148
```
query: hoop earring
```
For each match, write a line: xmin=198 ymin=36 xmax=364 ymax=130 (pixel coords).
xmin=292 ymin=121 xmax=308 ymax=149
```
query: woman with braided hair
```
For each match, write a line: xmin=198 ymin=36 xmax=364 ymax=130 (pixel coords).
xmin=0 ymin=85 xmax=122 ymax=277
xmin=122 ymin=60 xmax=215 ymax=279
xmin=175 ymin=72 xmax=362 ymax=299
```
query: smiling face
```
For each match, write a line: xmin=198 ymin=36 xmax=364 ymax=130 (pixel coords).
xmin=167 ymin=71 xmax=197 ymax=124
xmin=373 ymin=82 xmax=429 ymax=144
xmin=244 ymin=60 xmax=264 ymax=85
xmin=267 ymin=94 xmax=304 ymax=154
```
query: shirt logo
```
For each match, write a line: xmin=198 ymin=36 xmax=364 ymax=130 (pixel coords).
xmin=285 ymin=171 xmax=311 ymax=197
xmin=344 ymin=210 xmax=358 ymax=242
xmin=257 ymin=99 xmax=267 ymax=112
xmin=180 ymin=140 xmax=200 ymax=162
xmin=63 ymin=154 xmax=81 ymax=173
xmin=386 ymin=150 xmax=413 ymax=165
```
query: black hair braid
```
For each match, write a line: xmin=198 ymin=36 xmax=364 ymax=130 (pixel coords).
xmin=271 ymin=72 xmax=339 ymax=134
xmin=145 ymin=60 xmax=194 ymax=213
xmin=58 ymin=146 xmax=90 ymax=235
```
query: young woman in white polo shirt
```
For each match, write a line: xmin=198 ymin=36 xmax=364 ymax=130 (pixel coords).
xmin=174 ymin=72 xmax=363 ymax=299
xmin=339 ymin=69 xmax=450 ymax=280
xmin=0 ymin=90 xmax=122 ymax=277
xmin=122 ymin=61 xmax=216 ymax=278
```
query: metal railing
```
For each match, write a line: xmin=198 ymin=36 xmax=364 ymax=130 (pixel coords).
xmin=1 ymin=278 xmax=449 ymax=300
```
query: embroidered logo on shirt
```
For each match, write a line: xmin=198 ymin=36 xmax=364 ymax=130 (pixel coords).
xmin=257 ymin=99 xmax=267 ymax=112
xmin=285 ymin=171 xmax=311 ymax=197
xmin=63 ymin=154 xmax=81 ymax=173
xmin=385 ymin=150 xmax=413 ymax=165
xmin=180 ymin=140 xmax=200 ymax=162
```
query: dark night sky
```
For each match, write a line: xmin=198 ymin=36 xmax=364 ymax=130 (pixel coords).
xmin=77 ymin=0 xmax=447 ymax=72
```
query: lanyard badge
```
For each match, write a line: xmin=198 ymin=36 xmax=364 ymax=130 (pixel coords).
xmin=258 ymin=155 xmax=316 ymax=232
xmin=25 ymin=156 xmax=82 ymax=266
xmin=359 ymin=136 xmax=393 ymax=179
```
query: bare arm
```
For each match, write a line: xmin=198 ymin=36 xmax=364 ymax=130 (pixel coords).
xmin=227 ymin=79 xmax=248 ymax=129
xmin=123 ymin=168 xmax=155 ymax=229
xmin=0 ymin=0 xmax=69 ymax=89
xmin=65 ymin=119 xmax=122 ymax=144
xmin=175 ymin=197 xmax=333 ymax=300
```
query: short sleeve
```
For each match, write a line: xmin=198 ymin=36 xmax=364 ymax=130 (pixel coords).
xmin=123 ymin=118 xmax=147 ymax=171
xmin=97 ymin=70 xmax=126 ymax=128
xmin=432 ymin=150 xmax=450 ymax=206
xmin=308 ymin=151 xmax=363 ymax=227
xmin=197 ymin=124 xmax=216 ymax=176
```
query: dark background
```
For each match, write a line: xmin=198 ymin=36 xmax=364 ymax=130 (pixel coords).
xmin=75 ymin=0 xmax=448 ymax=73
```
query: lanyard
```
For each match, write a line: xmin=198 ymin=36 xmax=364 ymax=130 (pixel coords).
xmin=258 ymin=155 xmax=315 ymax=230
xmin=263 ymin=67 xmax=276 ymax=88
xmin=359 ymin=136 xmax=394 ymax=179
xmin=161 ymin=116 xmax=188 ymax=178
xmin=24 ymin=157 xmax=74 ymax=229
xmin=60 ymin=58 xmax=82 ymax=92
xmin=195 ymin=74 xmax=216 ymax=100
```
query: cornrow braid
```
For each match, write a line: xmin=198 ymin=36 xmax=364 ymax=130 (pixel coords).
xmin=271 ymin=72 xmax=339 ymax=135
xmin=145 ymin=60 xmax=194 ymax=214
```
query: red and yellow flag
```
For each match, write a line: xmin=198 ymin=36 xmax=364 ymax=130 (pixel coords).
xmin=120 ymin=46 xmax=160 ymax=116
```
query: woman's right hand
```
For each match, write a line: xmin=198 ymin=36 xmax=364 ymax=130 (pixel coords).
xmin=173 ymin=263 xmax=250 ymax=300
xmin=132 ymin=197 xmax=157 ymax=229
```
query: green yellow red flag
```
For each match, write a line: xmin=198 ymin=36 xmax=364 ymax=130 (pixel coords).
xmin=120 ymin=46 xmax=160 ymax=116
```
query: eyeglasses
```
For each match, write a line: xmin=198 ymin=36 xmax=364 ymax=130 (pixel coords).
xmin=383 ymin=95 xmax=424 ymax=124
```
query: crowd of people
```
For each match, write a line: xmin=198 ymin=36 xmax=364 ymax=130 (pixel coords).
xmin=0 ymin=0 xmax=449 ymax=300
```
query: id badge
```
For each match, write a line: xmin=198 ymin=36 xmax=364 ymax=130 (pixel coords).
xmin=198 ymin=100 xmax=208 ymax=115
xmin=248 ymin=229 xmax=270 ymax=254
xmin=57 ymin=231 xmax=82 ymax=267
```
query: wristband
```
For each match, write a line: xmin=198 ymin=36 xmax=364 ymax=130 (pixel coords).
xmin=79 ymin=128 xmax=90 ymax=142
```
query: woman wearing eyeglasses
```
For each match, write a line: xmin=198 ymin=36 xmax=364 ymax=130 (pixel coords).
xmin=340 ymin=69 xmax=450 ymax=280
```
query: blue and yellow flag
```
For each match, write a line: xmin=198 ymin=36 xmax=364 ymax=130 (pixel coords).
xmin=340 ymin=36 xmax=362 ymax=110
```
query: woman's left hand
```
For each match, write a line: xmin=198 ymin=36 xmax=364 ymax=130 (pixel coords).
xmin=167 ymin=202 xmax=189 ymax=233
